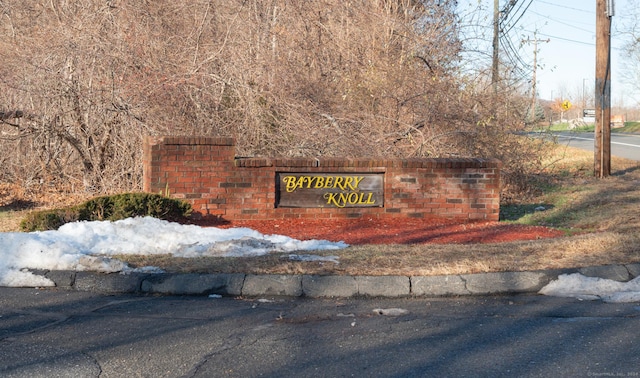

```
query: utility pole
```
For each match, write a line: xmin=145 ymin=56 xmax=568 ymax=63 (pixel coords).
xmin=492 ymin=0 xmax=499 ymax=95
xmin=582 ymin=78 xmax=588 ymax=111
xmin=522 ymin=32 xmax=549 ymax=123
xmin=595 ymin=0 xmax=613 ymax=178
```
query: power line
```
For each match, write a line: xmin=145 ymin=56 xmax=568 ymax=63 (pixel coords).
xmin=500 ymin=0 xmax=519 ymax=18
xmin=499 ymin=37 xmax=533 ymax=80
xmin=496 ymin=0 xmax=536 ymax=86
xmin=501 ymin=0 xmax=534 ymax=34
xmin=528 ymin=10 xmax=594 ymax=34
xmin=534 ymin=0 xmax=593 ymax=14
xmin=527 ymin=31 xmax=594 ymax=46
xmin=502 ymin=36 xmax=531 ymax=70
xmin=525 ymin=30 xmax=624 ymax=51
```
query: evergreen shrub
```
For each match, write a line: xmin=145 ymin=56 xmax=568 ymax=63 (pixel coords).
xmin=20 ymin=193 xmax=192 ymax=231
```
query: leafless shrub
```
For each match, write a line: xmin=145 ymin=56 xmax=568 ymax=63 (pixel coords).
xmin=0 ymin=0 xmax=548 ymax=198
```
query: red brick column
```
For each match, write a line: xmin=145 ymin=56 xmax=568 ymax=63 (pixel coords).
xmin=143 ymin=136 xmax=236 ymax=218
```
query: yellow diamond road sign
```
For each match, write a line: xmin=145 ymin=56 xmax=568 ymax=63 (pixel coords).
xmin=561 ymin=100 xmax=572 ymax=111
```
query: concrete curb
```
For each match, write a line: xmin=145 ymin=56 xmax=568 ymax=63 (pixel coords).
xmin=32 ymin=263 xmax=640 ymax=298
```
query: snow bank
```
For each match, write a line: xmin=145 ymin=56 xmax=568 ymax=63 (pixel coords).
xmin=539 ymin=273 xmax=640 ymax=303
xmin=0 ymin=217 xmax=347 ymax=287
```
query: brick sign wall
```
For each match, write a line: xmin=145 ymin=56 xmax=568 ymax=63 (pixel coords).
xmin=143 ymin=136 xmax=501 ymax=221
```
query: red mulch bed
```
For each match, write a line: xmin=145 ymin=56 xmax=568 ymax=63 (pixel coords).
xmin=202 ymin=218 xmax=565 ymax=245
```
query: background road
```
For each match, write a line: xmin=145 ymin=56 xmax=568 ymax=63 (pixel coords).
xmin=553 ymin=131 xmax=640 ymax=161
xmin=2 ymin=288 xmax=640 ymax=377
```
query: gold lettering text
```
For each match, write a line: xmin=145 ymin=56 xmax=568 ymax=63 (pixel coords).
xmin=324 ymin=176 xmax=333 ymax=189
xmin=343 ymin=176 xmax=354 ymax=190
xmin=353 ymin=176 xmax=364 ymax=189
xmin=304 ymin=176 xmax=315 ymax=188
xmin=284 ymin=174 xmax=378 ymax=207
xmin=365 ymin=192 xmax=375 ymax=204
xmin=324 ymin=192 xmax=343 ymax=208
xmin=283 ymin=176 xmax=297 ymax=193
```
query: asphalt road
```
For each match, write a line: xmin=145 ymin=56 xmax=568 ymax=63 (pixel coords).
xmin=552 ymin=131 xmax=640 ymax=161
xmin=2 ymin=288 xmax=640 ymax=377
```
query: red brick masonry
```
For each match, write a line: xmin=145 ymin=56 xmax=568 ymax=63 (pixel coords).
xmin=143 ymin=136 xmax=501 ymax=221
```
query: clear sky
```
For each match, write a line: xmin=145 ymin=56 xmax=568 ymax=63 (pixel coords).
xmin=458 ymin=0 xmax=639 ymax=107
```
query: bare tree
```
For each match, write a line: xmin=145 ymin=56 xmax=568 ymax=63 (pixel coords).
xmin=0 ymin=1 xmax=150 ymax=191
xmin=0 ymin=0 xmax=549 ymax=199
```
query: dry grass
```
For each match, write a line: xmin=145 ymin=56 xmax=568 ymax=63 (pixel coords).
xmin=2 ymin=144 xmax=640 ymax=277
xmin=0 ymin=183 xmax=87 ymax=232
xmin=112 ymin=232 xmax=640 ymax=277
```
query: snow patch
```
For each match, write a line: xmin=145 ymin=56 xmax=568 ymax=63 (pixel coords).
xmin=0 ymin=217 xmax=347 ymax=288
xmin=539 ymin=273 xmax=640 ymax=303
